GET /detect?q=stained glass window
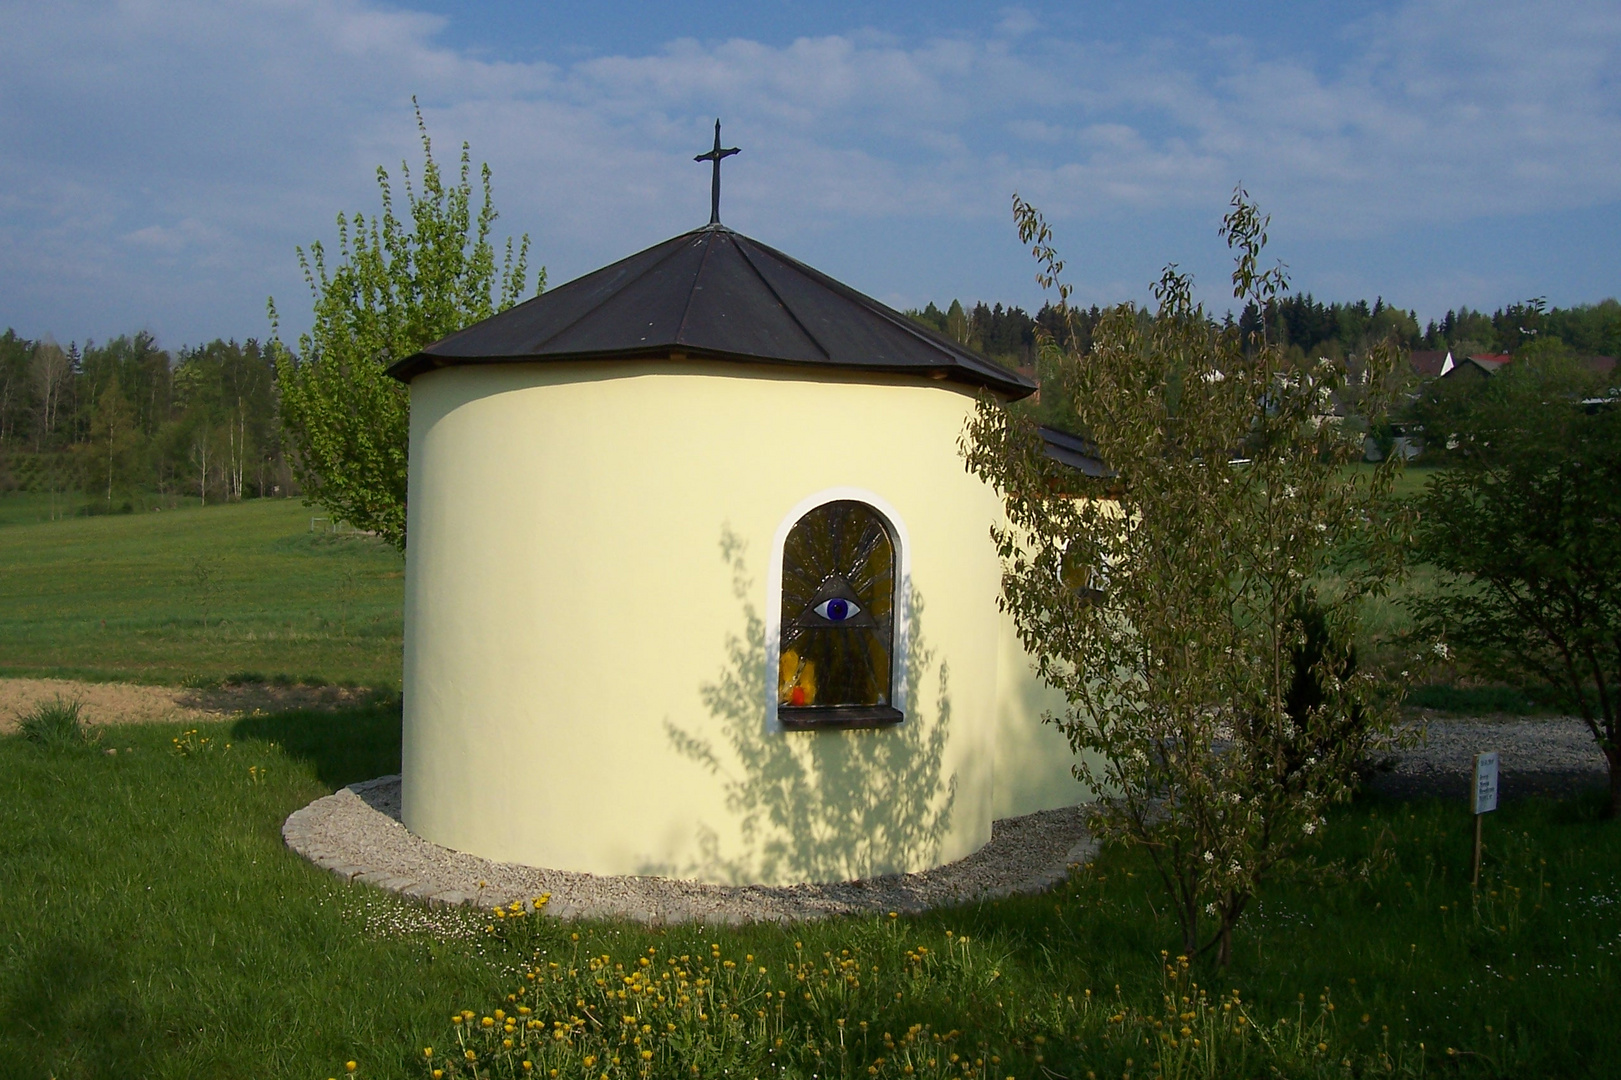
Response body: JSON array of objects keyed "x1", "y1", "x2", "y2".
[{"x1": 777, "y1": 500, "x2": 902, "y2": 728}]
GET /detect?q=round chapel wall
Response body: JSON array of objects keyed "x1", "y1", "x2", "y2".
[{"x1": 400, "y1": 359, "x2": 1010, "y2": 885}]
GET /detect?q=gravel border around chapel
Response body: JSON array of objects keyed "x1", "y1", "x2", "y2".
[
  {"x1": 284, "y1": 716, "x2": 1608, "y2": 924},
  {"x1": 284, "y1": 782, "x2": 1097, "y2": 924}
]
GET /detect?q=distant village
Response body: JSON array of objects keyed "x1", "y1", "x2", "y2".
[{"x1": 908, "y1": 295, "x2": 1620, "y2": 462}]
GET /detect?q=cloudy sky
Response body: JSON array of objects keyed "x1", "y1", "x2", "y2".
[{"x1": 2, "y1": 0, "x2": 1618, "y2": 348}]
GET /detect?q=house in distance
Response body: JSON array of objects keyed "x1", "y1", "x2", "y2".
[{"x1": 386, "y1": 126, "x2": 1086, "y2": 886}]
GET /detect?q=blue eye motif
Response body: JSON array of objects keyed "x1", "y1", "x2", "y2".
[{"x1": 815, "y1": 598, "x2": 861, "y2": 622}]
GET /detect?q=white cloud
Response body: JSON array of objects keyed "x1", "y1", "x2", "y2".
[{"x1": 0, "y1": 0, "x2": 1617, "y2": 343}]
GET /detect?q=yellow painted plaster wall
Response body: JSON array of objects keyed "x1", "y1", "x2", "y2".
[
  {"x1": 401, "y1": 359, "x2": 1087, "y2": 884},
  {"x1": 992, "y1": 603, "x2": 1088, "y2": 819}
]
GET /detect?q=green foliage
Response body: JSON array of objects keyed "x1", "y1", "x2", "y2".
[
  {"x1": 964, "y1": 190, "x2": 1412, "y2": 964},
  {"x1": 14, "y1": 696, "x2": 90, "y2": 748},
  {"x1": 167, "y1": 338, "x2": 282, "y2": 503},
  {"x1": 76, "y1": 332, "x2": 172, "y2": 441},
  {"x1": 271, "y1": 103, "x2": 540, "y2": 549},
  {"x1": 1421, "y1": 296, "x2": 1621, "y2": 358},
  {"x1": 0, "y1": 330, "x2": 290, "y2": 505},
  {"x1": 1254, "y1": 295, "x2": 1422, "y2": 364},
  {"x1": 76, "y1": 375, "x2": 143, "y2": 510},
  {"x1": 906, "y1": 299, "x2": 1095, "y2": 382},
  {"x1": 1409, "y1": 354, "x2": 1621, "y2": 812}
]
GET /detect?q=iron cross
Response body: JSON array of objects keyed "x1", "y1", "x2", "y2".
[{"x1": 694, "y1": 119, "x2": 740, "y2": 225}]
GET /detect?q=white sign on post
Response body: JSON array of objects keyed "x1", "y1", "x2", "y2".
[{"x1": 1473, "y1": 751, "x2": 1499, "y2": 815}]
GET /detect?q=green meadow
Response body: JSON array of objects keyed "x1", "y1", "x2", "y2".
[
  {"x1": 0, "y1": 496, "x2": 404, "y2": 686},
  {"x1": 2, "y1": 710, "x2": 1617, "y2": 1079}
]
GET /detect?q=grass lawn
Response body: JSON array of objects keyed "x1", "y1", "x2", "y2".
[
  {"x1": 3, "y1": 708, "x2": 1616, "y2": 1080},
  {"x1": 0, "y1": 496, "x2": 404, "y2": 687}
]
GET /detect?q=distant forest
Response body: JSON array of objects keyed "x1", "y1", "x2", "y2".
[
  {"x1": 0, "y1": 330, "x2": 289, "y2": 514},
  {"x1": 3, "y1": 296, "x2": 1617, "y2": 513},
  {"x1": 907, "y1": 295, "x2": 1621, "y2": 369}
]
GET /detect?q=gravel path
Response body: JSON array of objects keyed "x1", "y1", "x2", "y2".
[
  {"x1": 283, "y1": 714, "x2": 1609, "y2": 923},
  {"x1": 283, "y1": 778, "x2": 1096, "y2": 924},
  {"x1": 1370, "y1": 715, "x2": 1610, "y2": 799}
]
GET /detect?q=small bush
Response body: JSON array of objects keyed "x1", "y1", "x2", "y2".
[{"x1": 15, "y1": 697, "x2": 92, "y2": 748}]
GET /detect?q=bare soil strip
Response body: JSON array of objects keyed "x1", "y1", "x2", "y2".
[{"x1": 0, "y1": 676, "x2": 380, "y2": 734}]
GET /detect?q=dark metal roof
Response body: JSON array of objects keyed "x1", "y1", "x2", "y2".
[
  {"x1": 1038, "y1": 426, "x2": 1110, "y2": 477},
  {"x1": 388, "y1": 224, "x2": 1036, "y2": 399}
]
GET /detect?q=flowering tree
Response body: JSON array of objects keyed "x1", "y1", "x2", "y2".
[
  {"x1": 962, "y1": 190, "x2": 1410, "y2": 964},
  {"x1": 270, "y1": 103, "x2": 538, "y2": 549}
]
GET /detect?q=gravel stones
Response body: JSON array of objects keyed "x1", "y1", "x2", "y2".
[
  {"x1": 1370, "y1": 716, "x2": 1609, "y2": 800},
  {"x1": 283, "y1": 776, "x2": 1096, "y2": 923},
  {"x1": 285, "y1": 715, "x2": 1611, "y2": 923}
]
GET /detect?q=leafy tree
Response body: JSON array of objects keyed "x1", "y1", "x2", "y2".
[
  {"x1": 963, "y1": 189, "x2": 1409, "y2": 965},
  {"x1": 78, "y1": 332, "x2": 171, "y2": 440},
  {"x1": 172, "y1": 339, "x2": 280, "y2": 500},
  {"x1": 0, "y1": 329, "x2": 32, "y2": 446},
  {"x1": 79, "y1": 376, "x2": 143, "y2": 511},
  {"x1": 30, "y1": 340, "x2": 73, "y2": 450},
  {"x1": 270, "y1": 103, "x2": 539, "y2": 548},
  {"x1": 1409, "y1": 355, "x2": 1621, "y2": 815}
]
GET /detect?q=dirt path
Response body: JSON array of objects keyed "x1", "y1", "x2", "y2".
[{"x1": 0, "y1": 676, "x2": 383, "y2": 734}]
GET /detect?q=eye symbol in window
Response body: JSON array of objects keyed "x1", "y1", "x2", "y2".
[{"x1": 815, "y1": 598, "x2": 861, "y2": 623}]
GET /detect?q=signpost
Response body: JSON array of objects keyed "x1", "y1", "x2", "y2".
[{"x1": 1472, "y1": 751, "x2": 1499, "y2": 888}]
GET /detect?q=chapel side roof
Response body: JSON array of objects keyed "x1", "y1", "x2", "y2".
[
  {"x1": 1038, "y1": 426, "x2": 1110, "y2": 478},
  {"x1": 387, "y1": 224, "x2": 1037, "y2": 399}
]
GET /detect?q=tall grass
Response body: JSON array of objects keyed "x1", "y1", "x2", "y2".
[
  {"x1": 2, "y1": 705, "x2": 1617, "y2": 1079},
  {"x1": 14, "y1": 696, "x2": 91, "y2": 747}
]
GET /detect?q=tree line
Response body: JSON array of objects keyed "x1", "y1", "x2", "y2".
[
  {"x1": 911, "y1": 293, "x2": 1621, "y2": 369},
  {"x1": 0, "y1": 328, "x2": 292, "y2": 513},
  {"x1": 4, "y1": 293, "x2": 1614, "y2": 518}
]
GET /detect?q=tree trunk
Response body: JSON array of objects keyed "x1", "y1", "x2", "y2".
[{"x1": 1608, "y1": 746, "x2": 1620, "y2": 819}]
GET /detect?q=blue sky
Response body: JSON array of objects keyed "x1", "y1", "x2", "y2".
[{"x1": 2, "y1": 0, "x2": 1618, "y2": 349}]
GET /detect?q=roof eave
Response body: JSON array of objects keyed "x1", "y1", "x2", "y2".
[{"x1": 388, "y1": 345, "x2": 1035, "y2": 399}]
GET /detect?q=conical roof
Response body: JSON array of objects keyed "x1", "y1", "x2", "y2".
[{"x1": 387, "y1": 224, "x2": 1036, "y2": 399}]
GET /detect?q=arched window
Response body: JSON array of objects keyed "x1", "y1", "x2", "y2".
[{"x1": 776, "y1": 500, "x2": 903, "y2": 729}]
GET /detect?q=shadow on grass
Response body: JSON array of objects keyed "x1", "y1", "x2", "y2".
[
  {"x1": 1406, "y1": 682, "x2": 1569, "y2": 715},
  {"x1": 231, "y1": 701, "x2": 403, "y2": 789},
  {"x1": 0, "y1": 936, "x2": 144, "y2": 1079}
]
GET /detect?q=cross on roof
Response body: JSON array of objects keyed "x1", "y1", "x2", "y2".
[{"x1": 694, "y1": 119, "x2": 740, "y2": 226}]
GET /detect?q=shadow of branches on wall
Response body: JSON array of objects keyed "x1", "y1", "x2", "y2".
[{"x1": 659, "y1": 528, "x2": 956, "y2": 885}]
